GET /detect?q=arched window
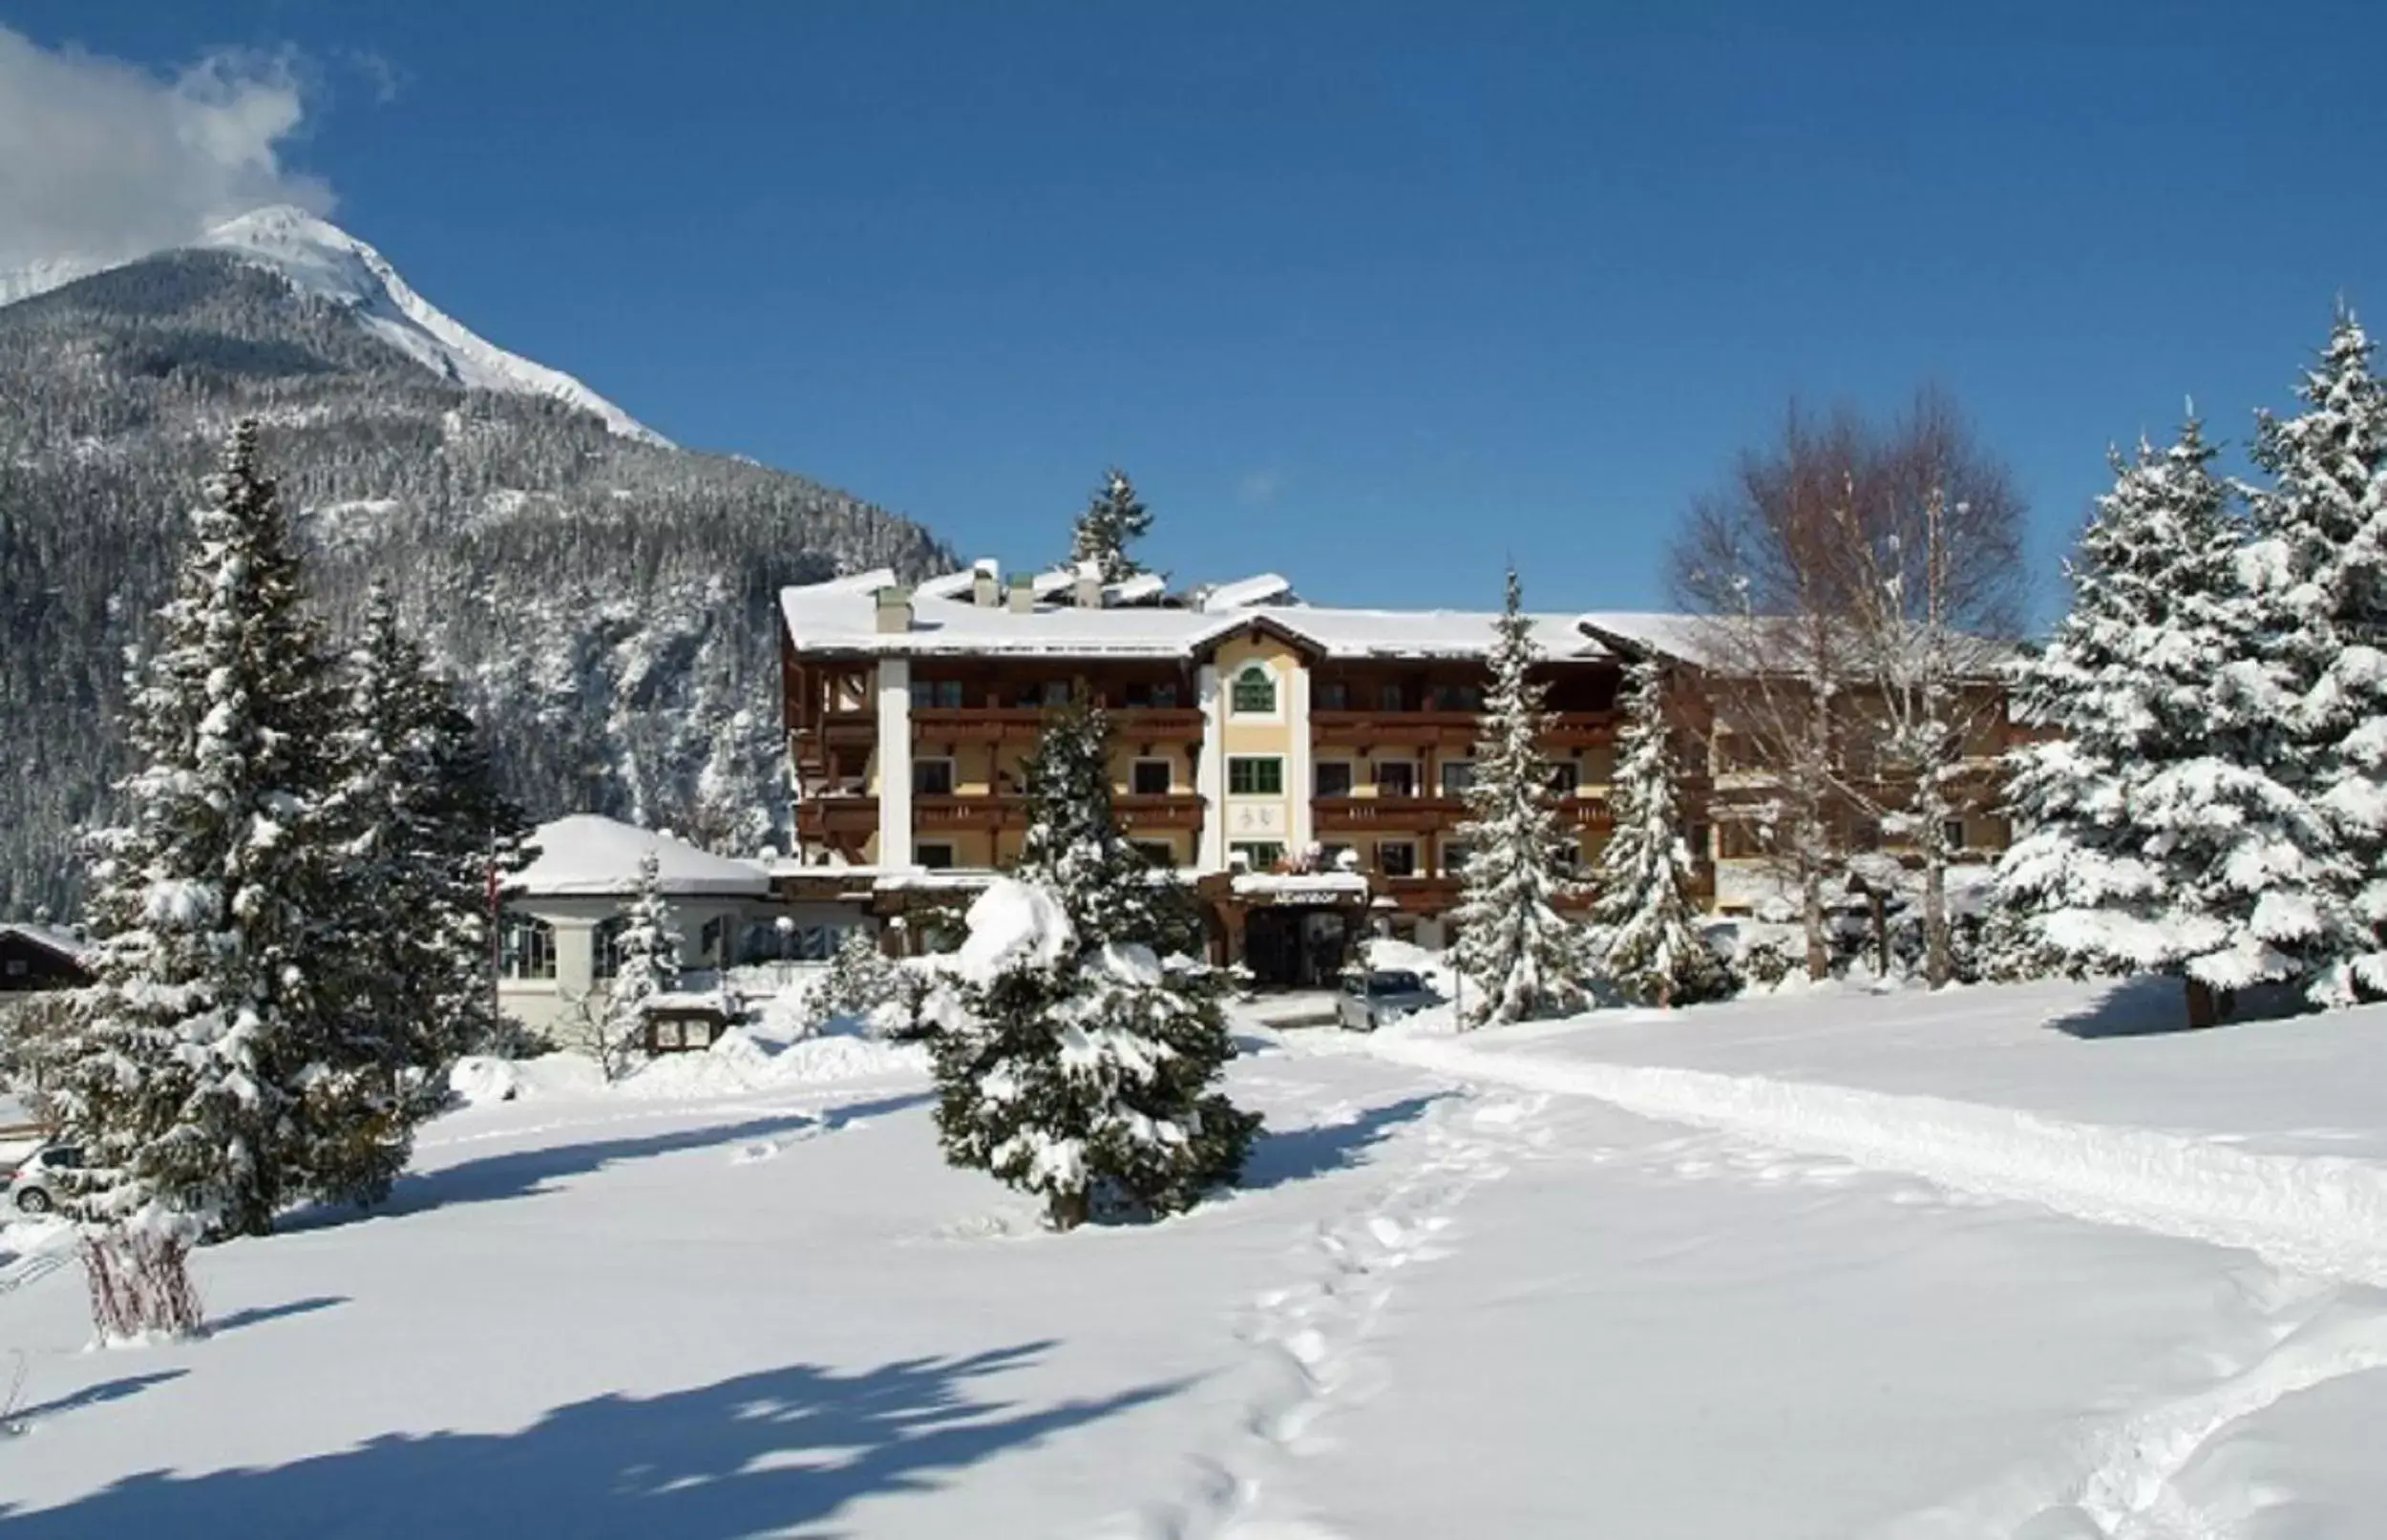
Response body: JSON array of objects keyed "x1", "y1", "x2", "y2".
[
  {"x1": 1230, "y1": 664, "x2": 1277, "y2": 715},
  {"x1": 499, "y1": 914, "x2": 557, "y2": 981},
  {"x1": 593, "y1": 917, "x2": 629, "y2": 981}
]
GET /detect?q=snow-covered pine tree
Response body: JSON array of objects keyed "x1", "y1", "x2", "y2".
[
  {"x1": 1996, "y1": 418, "x2": 2339, "y2": 1023},
  {"x1": 1593, "y1": 656, "x2": 1708, "y2": 1005},
  {"x1": 929, "y1": 879, "x2": 1257, "y2": 1231},
  {"x1": 1448, "y1": 568, "x2": 1592, "y2": 1024},
  {"x1": 57, "y1": 419, "x2": 345, "y2": 1240},
  {"x1": 1067, "y1": 467, "x2": 1153, "y2": 583},
  {"x1": 315, "y1": 580, "x2": 532, "y2": 1203},
  {"x1": 1014, "y1": 691, "x2": 1203, "y2": 955},
  {"x1": 596, "y1": 852, "x2": 681, "y2": 1071},
  {"x1": 2241, "y1": 310, "x2": 2387, "y2": 1005}
]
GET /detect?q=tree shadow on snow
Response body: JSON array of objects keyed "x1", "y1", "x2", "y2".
[
  {"x1": 205, "y1": 1295, "x2": 348, "y2": 1337},
  {"x1": 285, "y1": 1092, "x2": 933, "y2": 1231},
  {"x1": 1239, "y1": 1093, "x2": 1449, "y2": 1192},
  {"x1": 0, "y1": 1341, "x2": 1183, "y2": 1539},
  {"x1": 9, "y1": 1370, "x2": 187, "y2": 1427},
  {"x1": 2045, "y1": 977, "x2": 2311, "y2": 1040}
]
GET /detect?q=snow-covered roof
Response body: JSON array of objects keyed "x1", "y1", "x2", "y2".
[
  {"x1": 512, "y1": 815, "x2": 770, "y2": 897},
  {"x1": 1576, "y1": 612, "x2": 2018, "y2": 678},
  {"x1": 779, "y1": 569, "x2": 1614, "y2": 664},
  {"x1": 0, "y1": 921, "x2": 92, "y2": 964},
  {"x1": 1230, "y1": 871, "x2": 1373, "y2": 900}
]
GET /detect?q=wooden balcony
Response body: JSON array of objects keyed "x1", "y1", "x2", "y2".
[
  {"x1": 909, "y1": 706, "x2": 1205, "y2": 747},
  {"x1": 1311, "y1": 710, "x2": 1482, "y2": 749},
  {"x1": 1566, "y1": 796, "x2": 1616, "y2": 831},
  {"x1": 794, "y1": 796, "x2": 877, "y2": 839},
  {"x1": 912, "y1": 707, "x2": 1047, "y2": 744},
  {"x1": 914, "y1": 791, "x2": 1207, "y2": 833},
  {"x1": 1109, "y1": 707, "x2": 1205, "y2": 740},
  {"x1": 1382, "y1": 875, "x2": 1465, "y2": 913},
  {"x1": 1543, "y1": 712, "x2": 1620, "y2": 747},
  {"x1": 1316, "y1": 795, "x2": 1470, "y2": 833},
  {"x1": 817, "y1": 711, "x2": 876, "y2": 747}
]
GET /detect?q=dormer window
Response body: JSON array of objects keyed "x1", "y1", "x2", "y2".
[{"x1": 1231, "y1": 664, "x2": 1277, "y2": 715}]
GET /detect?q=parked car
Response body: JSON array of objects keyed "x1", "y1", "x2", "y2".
[
  {"x1": 8, "y1": 1143, "x2": 81, "y2": 1214},
  {"x1": 1336, "y1": 969, "x2": 1438, "y2": 1032}
]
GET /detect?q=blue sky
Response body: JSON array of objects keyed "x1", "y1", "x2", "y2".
[{"x1": 6, "y1": 2, "x2": 2383, "y2": 622}]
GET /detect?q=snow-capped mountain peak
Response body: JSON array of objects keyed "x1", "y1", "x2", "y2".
[{"x1": 196, "y1": 205, "x2": 667, "y2": 445}]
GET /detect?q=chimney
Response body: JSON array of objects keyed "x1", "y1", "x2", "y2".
[
  {"x1": 1006, "y1": 574, "x2": 1035, "y2": 614},
  {"x1": 971, "y1": 560, "x2": 1001, "y2": 608},
  {"x1": 874, "y1": 584, "x2": 912, "y2": 634},
  {"x1": 1073, "y1": 560, "x2": 1104, "y2": 610}
]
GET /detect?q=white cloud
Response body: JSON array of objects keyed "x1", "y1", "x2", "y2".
[{"x1": 0, "y1": 27, "x2": 334, "y2": 275}]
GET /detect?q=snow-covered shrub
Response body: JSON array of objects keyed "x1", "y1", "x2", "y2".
[{"x1": 812, "y1": 928, "x2": 901, "y2": 1027}]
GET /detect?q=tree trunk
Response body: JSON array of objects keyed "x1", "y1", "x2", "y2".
[
  {"x1": 1922, "y1": 857, "x2": 1950, "y2": 989},
  {"x1": 1048, "y1": 1188, "x2": 1090, "y2": 1232},
  {"x1": 1802, "y1": 861, "x2": 1829, "y2": 981},
  {"x1": 2183, "y1": 978, "x2": 2232, "y2": 1029},
  {"x1": 1870, "y1": 892, "x2": 1890, "y2": 976}
]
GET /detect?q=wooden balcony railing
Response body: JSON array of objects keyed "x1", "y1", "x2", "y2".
[
  {"x1": 1316, "y1": 795, "x2": 1470, "y2": 833},
  {"x1": 909, "y1": 706, "x2": 1206, "y2": 745},
  {"x1": 1311, "y1": 710, "x2": 1482, "y2": 748},
  {"x1": 913, "y1": 791, "x2": 1207, "y2": 833}
]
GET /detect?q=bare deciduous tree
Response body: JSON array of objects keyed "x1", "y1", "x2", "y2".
[{"x1": 1671, "y1": 390, "x2": 2026, "y2": 984}]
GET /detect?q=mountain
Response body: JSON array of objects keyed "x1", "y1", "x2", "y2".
[{"x1": 0, "y1": 211, "x2": 950, "y2": 918}]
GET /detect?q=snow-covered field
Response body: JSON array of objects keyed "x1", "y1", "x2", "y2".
[{"x1": 5, "y1": 981, "x2": 2385, "y2": 1537}]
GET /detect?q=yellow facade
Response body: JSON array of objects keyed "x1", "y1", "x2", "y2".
[{"x1": 1215, "y1": 634, "x2": 1302, "y2": 859}]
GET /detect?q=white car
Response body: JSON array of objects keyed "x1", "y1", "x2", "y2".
[
  {"x1": 1336, "y1": 969, "x2": 1438, "y2": 1032},
  {"x1": 7, "y1": 1143, "x2": 81, "y2": 1214}
]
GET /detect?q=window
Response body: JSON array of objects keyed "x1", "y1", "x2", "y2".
[
  {"x1": 1130, "y1": 758, "x2": 1172, "y2": 795},
  {"x1": 735, "y1": 919, "x2": 846, "y2": 964},
  {"x1": 915, "y1": 842, "x2": 956, "y2": 870},
  {"x1": 1320, "y1": 842, "x2": 1357, "y2": 870},
  {"x1": 1718, "y1": 820, "x2": 1767, "y2": 859},
  {"x1": 1713, "y1": 734, "x2": 1766, "y2": 773},
  {"x1": 3, "y1": 959, "x2": 24, "y2": 979},
  {"x1": 699, "y1": 916, "x2": 728, "y2": 967},
  {"x1": 1122, "y1": 680, "x2": 1183, "y2": 709},
  {"x1": 909, "y1": 679, "x2": 964, "y2": 708},
  {"x1": 1042, "y1": 679, "x2": 1070, "y2": 707},
  {"x1": 1131, "y1": 839, "x2": 1176, "y2": 868},
  {"x1": 1942, "y1": 817, "x2": 1969, "y2": 852},
  {"x1": 1377, "y1": 683, "x2": 1406, "y2": 711},
  {"x1": 1377, "y1": 840, "x2": 1418, "y2": 878},
  {"x1": 1315, "y1": 761, "x2": 1355, "y2": 798},
  {"x1": 593, "y1": 917, "x2": 629, "y2": 981},
  {"x1": 499, "y1": 914, "x2": 557, "y2": 981},
  {"x1": 1374, "y1": 761, "x2": 1418, "y2": 798},
  {"x1": 1230, "y1": 841, "x2": 1286, "y2": 871},
  {"x1": 1439, "y1": 760, "x2": 1476, "y2": 797},
  {"x1": 1228, "y1": 756, "x2": 1284, "y2": 795},
  {"x1": 1430, "y1": 683, "x2": 1484, "y2": 712},
  {"x1": 1316, "y1": 680, "x2": 1349, "y2": 710},
  {"x1": 1545, "y1": 762, "x2": 1580, "y2": 798},
  {"x1": 1231, "y1": 664, "x2": 1278, "y2": 715},
  {"x1": 1441, "y1": 841, "x2": 1474, "y2": 875},
  {"x1": 913, "y1": 758, "x2": 956, "y2": 796},
  {"x1": 1684, "y1": 822, "x2": 1711, "y2": 861}
]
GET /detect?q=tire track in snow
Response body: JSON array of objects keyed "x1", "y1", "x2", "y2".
[
  {"x1": 1123, "y1": 1089, "x2": 1551, "y2": 1540},
  {"x1": 1375, "y1": 1036, "x2": 2387, "y2": 1288}
]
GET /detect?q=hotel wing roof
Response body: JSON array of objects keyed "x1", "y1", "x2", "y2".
[{"x1": 779, "y1": 568, "x2": 1616, "y2": 664}]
